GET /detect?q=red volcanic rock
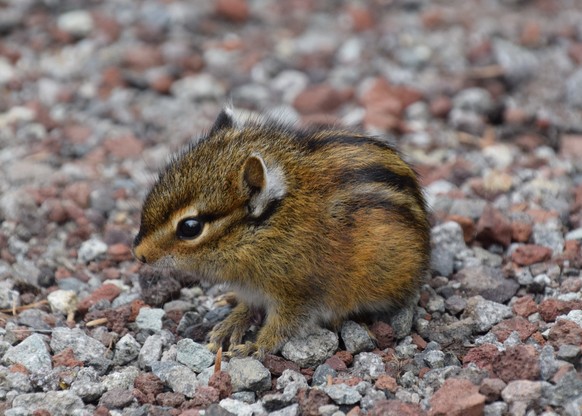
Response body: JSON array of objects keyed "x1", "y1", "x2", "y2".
[
  {"x1": 511, "y1": 244, "x2": 552, "y2": 266},
  {"x1": 492, "y1": 345, "x2": 540, "y2": 383},
  {"x1": 539, "y1": 298, "x2": 582, "y2": 322},
  {"x1": 476, "y1": 204, "x2": 512, "y2": 247},
  {"x1": 428, "y1": 378, "x2": 485, "y2": 416},
  {"x1": 491, "y1": 316, "x2": 537, "y2": 342},
  {"x1": 512, "y1": 295, "x2": 538, "y2": 318},
  {"x1": 77, "y1": 283, "x2": 121, "y2": 314}
]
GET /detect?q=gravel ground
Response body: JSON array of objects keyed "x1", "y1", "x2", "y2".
[{"x1": 1, "y1": 0, "x2": 582, "y2": 415}]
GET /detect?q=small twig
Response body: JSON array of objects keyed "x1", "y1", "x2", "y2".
[
  {"x1": 214, "y1": 347, "x2": 223, "y2": 373},
  {"x1": 466, "y1": 65, "x2": 505, "y2": 79},
  {"x1": 85, "y1": 317, "x2": 108, "y2": 327},
  {"x1": 0, "y1": 300, "x2": 49, "y2": 314},
  {"x1": 9, "y1": 328, "x2": 53, "y2": 333}
]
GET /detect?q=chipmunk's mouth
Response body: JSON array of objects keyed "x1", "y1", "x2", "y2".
[{"x1": 151, "y1": 255, "x2": 177, "y2": 269}]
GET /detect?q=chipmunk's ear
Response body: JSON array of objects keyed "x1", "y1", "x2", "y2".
[
  {"x1": 242, "y1": 154, "x2": 286, "y2": 219},
  {"x1": 209, "y1": 108, "x2": 235, "y2": 136}
]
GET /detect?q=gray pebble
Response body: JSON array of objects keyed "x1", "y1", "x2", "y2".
[
  {"x1": 474, "y1": 332, "x2": 503, "y2": 348},
  {"x1": 556, "y1": 344, "x2": 581, "y2": 363},
  {"x1": 269, "y1": 403, "x2": 300, "y2": 416},
  {"x1": 10, "y1": 391, "x2": 85, "y2": 416},
  {"x1": 484, "y1": 401, "x2": 508, "y2": 416},
  {"x1": 89, "y1": 188, "x2": 116, "y2": 214},
  {"x1": 323, "y1": 383, "x2": 362, "y2": 405},
  {"x1": 102, "y1": 366, "x2": 140, "y2": 391},
  {"x1": 281, "y1": 328, "x2": 338, "y2": 367},
  {"x1": 177, "y1": 311, "x2": 203, "y2": 336},
  {"x1": 394, "y1": 340, "x2": 418, "y2": 359},
  {"x1": 138, "y1": 334, "x2": 163, "y2": 370},
  {"x1": 449, "y1": 108, "x2": 486, "y2": 135},
  {"x1": 423, "y1": 350, "x2": 446, "y2": 369},
  {"x1": 516, "y1": 268, "x2": 534, "y2": 286},
  {"x1": 472, "y1": 247, "x2": 503, "y2": 268},
  {"x1": 228, "y1": 357, "x2": 271, "y2": 393},
  {"x1": 270, "y1": 70, "x2": 309, "y2": 103},
  {"x1": 454, "y1": 266, "x2": 519, "y2": 304},
  {"x1": 312, "y1": 363, "x2": 337, "y2": 386},
  {"x1": 493, "y1": 38, "x2": 538, "y2": 85},
  {"x1": 99, "y1": 388, "x2": 135, "y2": 409},
  {"x1": 219, "y1": 397, "x2": 266, "y2": 416},
  {"x1": 452, "y1": 88, "x2": 494, "y2": 114},
  {"x1": 533, "y1": 221, "x2": 564, "y2": 254},
  {"x1": 389, "y1": 304, "x2": 415, "y2": 339},
  {"x1": 565, "y1": 227, "x2": 582, "y2": 241},
  {"x1": 564, "y1": 396, "x2": 582, "y2": 416},
  {"x1": 426, "y1": 293, "x2": 446, "y2": 314},
  {"x1": 542, "y1": 369, "x2": 582, "y2": 407},
  {"x1": 444, "y1": 295, "x2": 467, "y2": 314},
  {"x1": 135, "y1": 307, "x2": 165, "y2": 332},
  {"x1": 3, "y1": 333, "x2": 52, "y2": 373},
  {"x1": 430, "y1": 221, "x2": 467, "y2": 277},
  {"x1": 0, "y1": 283, "x2": 19, "y2": 309},
  {"x1": 0, "y1": 340, "x2": 10, "y2": 357},
  {"x1": 57, "y1": 10, "x2": 94, "y2": 37},
  {"x1": 1, "y1": 366, "x2": 33, "y2": 393},
  {"x1": 171, "y1": 74, "x2": 225, "y2": 101},
  {"x1": 50, "y1": 327, "x2": 111, "y2": 370},
  {"x1": 231, "y1": 391, "x2": 256, "y2": 403},
  {"x1": 70, "y1": 378, "x2": 106, "y2": 402},
  {"x1": 176, "y1": 338, "x2": 214, "y2": 373},
  {"x1": 565, "y1": 68, "x2": 582, "y2": 108},
  {"x1": 57, "y1": 277, "x2": 88, "y2": 293},
  {"x1": 501, "y1": 380, "x2": 543, "y2": 405},
  {"x1": 340, "y1": 321, "x2": 375, "y2": 354},
  {"x1": 360, "y1": 389, "x2": 386, "y2": 410},
  {"x1": 151, "y1": 361, "x2": 199, "y2": 398},
  {"x1": 399, "y1": 370, "x2": 418, "y2": 389},
  {"x1": 318, "y1": 404, "x2": 340, "y2": 416},
  {"x1": 77, "y1": 238, "x2": 108, "y2": 263},
  {"x1": 261, "y1": 392, "x2": 296, "y2": 412},
  {"x1": 111, "y1": 291, "x2": 141, "y2": 308},
  {"x1": 113, "y1": 334, "x2": 141, "y2": 365},
  {"x1": 558, "y1": 309, "x2": 582, "y2": 327},
  {"x1": 461, "y1": 296, "x2": 513, "y2": 332},
  {"x1": 276, "y1": 369, "x2": 308, "y2": 391},
  {"x1": 204, "y1": 404, "x2": 238, "y2": 416},
  {"x1": 352, "y1": 352, "x2": 385, "y2": 379}
]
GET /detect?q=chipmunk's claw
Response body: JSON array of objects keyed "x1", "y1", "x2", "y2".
[{"x1": 226, "y1": 342, "x2": 265, "y2": 361}]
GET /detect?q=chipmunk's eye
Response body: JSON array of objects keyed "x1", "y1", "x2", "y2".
[{"x1": 176, "y1": 218, "x2": 203, "y2": 240}]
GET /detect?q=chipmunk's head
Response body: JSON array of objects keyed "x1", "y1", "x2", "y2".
[{"x1": 133, "y1": 109, "x2": 287, "y2": 278}]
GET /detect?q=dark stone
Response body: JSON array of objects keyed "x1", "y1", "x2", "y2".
[{"x1": 453, "y1": 266, "x2": 519, "y2": 303}]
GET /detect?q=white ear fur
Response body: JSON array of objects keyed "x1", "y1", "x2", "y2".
[{"x1": 243, "y1": 154, "x2": 286, "y2": 218}]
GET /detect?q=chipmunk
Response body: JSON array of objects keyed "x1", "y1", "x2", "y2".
[{"x1": 133, "y1": 108, "x2": 430, "y2": 358}]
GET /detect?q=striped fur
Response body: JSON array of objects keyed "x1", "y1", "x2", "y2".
[{"x1": 134, "y1": 110, "x2": 431, "y2": 357}]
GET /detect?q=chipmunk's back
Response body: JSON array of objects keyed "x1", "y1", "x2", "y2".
[{"x1": 134, "y1": 109, "x2": 430, "y2": 356}]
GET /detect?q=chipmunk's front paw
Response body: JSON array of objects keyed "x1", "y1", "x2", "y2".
[
  {"x1": 207, "y1": 342, "x2": 221, "y2": 353},
  {"x1": 227, "y1": 342, "x2": 266, "y2": 361},
  {"x1": 207, "y1": 302, "x2": 252, "y2": 350}
]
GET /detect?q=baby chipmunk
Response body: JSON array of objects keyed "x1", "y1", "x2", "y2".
[{"x1": 134, "y1": 108, "x2": 430, "y2": 358}]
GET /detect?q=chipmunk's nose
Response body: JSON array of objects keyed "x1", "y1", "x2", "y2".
[
  {"x1": 132, "y1": 245, "x2": 147, "y2": 263},
  {"x1": 132, "y1": 233, "x2": 147, "y2": 263}
]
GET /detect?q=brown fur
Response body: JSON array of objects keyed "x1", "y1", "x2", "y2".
[{"x1": 133, "y1": 110, "x2": 431, "y2": 358}]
